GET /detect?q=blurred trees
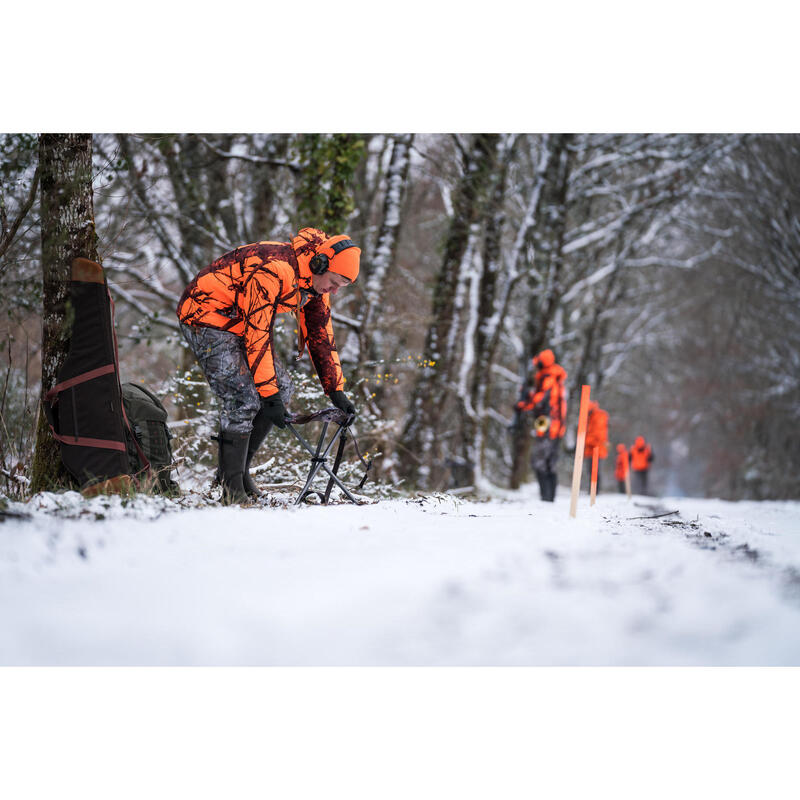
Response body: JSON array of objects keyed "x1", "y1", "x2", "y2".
[
  {"x1": 2, "y1": 132, "x2": 799, "y2": 500},
  {"x1": 0, "y1": 134, "x2": 40, "y2": 495},
  {"x1": 650, "y1": 135, "x2": 800, "y2": 498}
]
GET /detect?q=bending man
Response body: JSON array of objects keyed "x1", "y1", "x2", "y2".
[{"x1": 176, "y1": 227, "x2": 359, "y2": 503}]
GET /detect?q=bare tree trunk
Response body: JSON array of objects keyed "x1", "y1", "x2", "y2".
[
  {"x1": 30, "y1": 134, "x2": 97, "y2": 493},
  {"x1": 250, "y1": 135, "x2": 292, "y2": 241},
  {"x1": 159, "y1": 134, "x2": 223, "y2": 265},
  {"x1": 351, "y1": 134, "x2": 389, "y2": 255},
  {"x1": 459, "y1": 134, "x2": 517, "y2": 486},
  {"x1": 570, "y1": 262, "x2": 623, "y2": 396},
  {"x1": 509, "y1": 134, "x2": 574, "y2": 489},
  {"x1": 355, "y1": 133, "x2": 414, "y2": 380},
  {"x1": 400, "y1": 134, "x2": 500, "y2": 488}
]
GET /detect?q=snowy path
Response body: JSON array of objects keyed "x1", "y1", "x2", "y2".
[{"x1": 1, "y1": 488, "x2": 799, "y2": 665}]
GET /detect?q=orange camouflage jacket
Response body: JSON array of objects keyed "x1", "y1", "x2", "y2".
[
  {"x1": 176, "y1": 228, "x2": 344, "y2": 398},
  {"x1": 517, "y1": 358, "x2": 568, "y2": 439}
]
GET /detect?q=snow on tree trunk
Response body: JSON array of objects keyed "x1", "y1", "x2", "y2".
[
  {"x1": 399, "y1": 134, "x2": 500, "y2": 489},
  {"x1": 30, "y1": 134, "x2": 98, "y2": 493},
  {"x1": 509, "y1": 134, "x2": 574, "y2": 489},
  {"x1": 355, "y1": 133, "x2": 414, "y2": 378},
  {"x1": 457, "y1": 134, "x2": 517, "y2": 488}
]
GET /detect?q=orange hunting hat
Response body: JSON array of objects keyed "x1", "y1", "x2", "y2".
[{"x1": 318, "y1": 234, "x2": 361, "y2": 282}]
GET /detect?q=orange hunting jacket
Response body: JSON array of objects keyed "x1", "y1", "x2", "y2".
[
  {"x1": 176, "y1": 228, "x2": 344, "y2": 398},
  {"x1": 517, "y1": 363, "x2": 568, "y2": 439},
  {"x1": 584, "y1": 406, "x2": 609, "y2": 459},
  {"x1": 630, "y1": 440, "x2": 654, "y2": 472},
  {"x1": 614, "y1": 446, "x2": 629, "y2": 480}
]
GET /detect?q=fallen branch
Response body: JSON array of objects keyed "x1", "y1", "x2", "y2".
[{"x1": 627, "y1": 510, "x2": 679, "y2": 520}]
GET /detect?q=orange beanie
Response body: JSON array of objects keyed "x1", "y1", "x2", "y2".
[{"x1": 318, "y1": 234, "x2": 361, "y2": 282}]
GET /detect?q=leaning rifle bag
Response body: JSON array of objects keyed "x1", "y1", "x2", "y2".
[{"x1": 43, "y1": 258, "x2": 149, "y2": 493}]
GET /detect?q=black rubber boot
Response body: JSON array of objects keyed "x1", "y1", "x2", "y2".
[
  {"x1": 536, "y1": 470, "x2": 549, "y2": 501},
  {"x1": 547, "y1": 472, "x2": 558, "y2": 501},
  {"x1": 218, "y1": 432, "x2": 250, "y2": 504},
  {"x1": 243, "y1": 406, "x2": 274, "y2": 498}
]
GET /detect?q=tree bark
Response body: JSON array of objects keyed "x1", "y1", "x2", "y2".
[
  {"x1": 30, "y1": 134, "x2": 98, "y2": 493},
  {"x1": 355, "y1": 133, "x2": 414, "y2": 380},
  {"x1": 509, "y1": 133, "x2": 574, "y2": 489},
  {"x1": 400, "y1": 134, "x2": 500, "y2": 488},
  {"x1": 459, "y1": 134, "x2": 517, "y2": 487}
]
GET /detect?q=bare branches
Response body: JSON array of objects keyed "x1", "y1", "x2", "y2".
[
  {"x1": 196, "y1": 136, "x2": 301, "y2": 172},
  {"x1": 0, "y1": 166, "x2": 40, "y2": 263},
  {"x1": 106, "y1": 279, "x2": 180, "y2": 334}
]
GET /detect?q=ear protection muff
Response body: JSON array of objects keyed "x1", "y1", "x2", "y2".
[
  {"x1": 309, "y1": 238, "x2": 357, "y2": 275},
  {"x1": 309, "y1": 253, "x2": 329, "y2": 274}
]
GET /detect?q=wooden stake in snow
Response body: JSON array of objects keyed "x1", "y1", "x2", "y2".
[
  {"x1": 624, "y1": 460, "x2": 632, "y2": 500},
  {"x1": 569, "y1": 385, "x2": 591, "y2": 518},
  {"x1": 590, "y1": 446, "x2": 599, "y2": 506}
]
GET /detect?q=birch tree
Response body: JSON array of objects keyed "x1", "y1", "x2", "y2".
[
  {"x1": 455, "y1": 133, "x2": 518, "y2": 487},
  {"x1": 355, "y1": 133, "x2": 414, "y2": 378},
  {"x1": 508, "y1": 133, "x2": 574, "y2": 489}
]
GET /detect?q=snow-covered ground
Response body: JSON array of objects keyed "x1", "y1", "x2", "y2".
[{"x1": 2, "y1": 486, "x2": 799, "y2": 665}]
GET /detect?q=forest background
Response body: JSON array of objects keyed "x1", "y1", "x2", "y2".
[{"x1": 1, "y1": 132, "x2": 798, "y2": 501}]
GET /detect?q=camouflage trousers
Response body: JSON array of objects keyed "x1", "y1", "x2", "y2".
[
  {"x1": 531, "y1": 436, "x2": 560, "y2": 474},
  {"x1": 179, "y1": 323, "x2": 294, "y2": 435}
]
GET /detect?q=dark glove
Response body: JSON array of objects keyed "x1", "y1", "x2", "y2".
[
  {"x1": 260, "y1": 395, "x2": 288, "y2": 428},
  {"x1": 330, "y1": 390, "x2": 356, "y2": 417}
]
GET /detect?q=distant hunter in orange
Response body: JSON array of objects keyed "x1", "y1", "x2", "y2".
[
  {"x1": 629, "y1": 436, "x2": 655, "y2": 495},
  {"x1": 583, "y1": 401, "x2": 609, "y2": 492},
  {"x1": 177, "y1": 227, "x2": 360, "y2": 503},
  {"x1": 516, "y1": 349, "x2": 567, "y2": 501},
  {"x1": 615, "y1": 443, "x2": 630, "y2": 493}
]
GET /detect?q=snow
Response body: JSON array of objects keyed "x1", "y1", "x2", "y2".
[{"x1": 2, "y1": 487, "x2": 799, "y2": 666}]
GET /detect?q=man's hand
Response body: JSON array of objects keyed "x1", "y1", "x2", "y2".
[
  {"x1": 261, "y1": 395, "x2": 288, "y2": 428},
  {"x1": 330, "y1": 390, "x2": 356, "y2": 417}
]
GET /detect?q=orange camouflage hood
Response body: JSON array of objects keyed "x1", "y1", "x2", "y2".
[{"x1": 533, "y1": 349, "x2": 555, "y2": 369}]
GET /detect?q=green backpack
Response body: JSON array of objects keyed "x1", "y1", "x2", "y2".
[{"x1": 122, "y1": 382, "x2": 179, "y2": 494}]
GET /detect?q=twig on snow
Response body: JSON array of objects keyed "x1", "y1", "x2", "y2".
[{"x1": 627, "y1": 510, "x2": 680, "y2": 520}]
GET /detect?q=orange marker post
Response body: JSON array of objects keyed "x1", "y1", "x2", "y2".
[
  {"x1": 590, "y1": 446, "x2": 599, "y2": 506},
  {"x1": 569, "y1": 385, "x2": 591, "y2": 518}
]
